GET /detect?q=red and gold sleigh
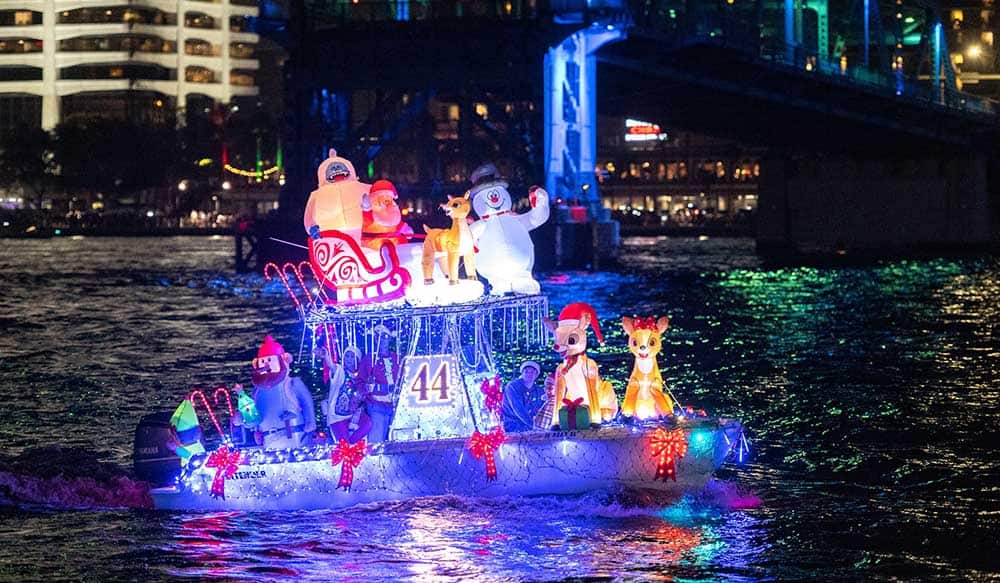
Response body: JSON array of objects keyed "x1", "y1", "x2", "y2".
[{"x1": 309, "y1": 229, "x2": 411, "y2": 305}]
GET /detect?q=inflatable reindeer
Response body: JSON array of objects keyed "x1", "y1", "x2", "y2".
[
  {"x1": 422, "y1": 194, "x2": 476, "y2": 285},
  {"x1": 544, "y1": 302, "x2": 619, "y2": 428},
  {"x1": 621, "y1": 316, "x2": 675, "y2": 420}
]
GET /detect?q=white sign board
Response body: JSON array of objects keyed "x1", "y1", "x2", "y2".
[{"x1": 390, "y1": 354, "x2": 477, "y2": 441}]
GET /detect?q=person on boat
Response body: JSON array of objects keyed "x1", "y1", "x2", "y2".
[
  {"x1": 359, "y1": 325, "x2": 401, "y2": 443},
  {"x1": 501, "y1": 360, "x2": 544, "y2": 432},
  {"x1": 533, "y1": 372, "x2": 557, "y2": 430},
  {"x1": 320, "y1": 344, "x2": 371, "y2": 444},
  {"x1": 245, "y1": 334, "x2": 317, "y2": 449}
]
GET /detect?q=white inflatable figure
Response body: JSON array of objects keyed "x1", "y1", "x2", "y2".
[
  {"x1": 467, "y1": 163, "x2": 550, "y2": 295},
  {"x1": 303, "y1": 149, "x2": 371, "y2": 242},
  {"x1": 304, "y1": 150, "x2": 411, "y2": 305}
]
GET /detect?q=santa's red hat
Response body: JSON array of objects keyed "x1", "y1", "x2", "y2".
[
  {"x1": 371, "y1": 179, "x2": 398, "y2": 199},
  {"x1": 256, "y1": 335, "x2": 286, "y2": 359},
  {"x1": 557, "y1": 302, "x2": 604, "y2": 345}
]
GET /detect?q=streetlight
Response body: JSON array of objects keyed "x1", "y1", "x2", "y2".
[
  {"x1": 178, "y1": 180, "x2": 188, "y2": 191},
  {"x1": 968, "y1": 45, "x2": 982, "y2": 58},
  {"x1": 222, "y1": 180, "x2": 232, "y2": 190}
]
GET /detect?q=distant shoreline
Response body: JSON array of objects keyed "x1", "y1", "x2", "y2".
[{"x1": 1, "y1": 227, "x2": 233, "y2": 239}]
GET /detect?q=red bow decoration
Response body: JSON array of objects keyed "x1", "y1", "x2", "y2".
[
  {"x1": 330, "y1": 438, "x2": 367, "y2": 491},
  {"x1": 205, "y1": 445, "x2": 243, "y2": 499},
  {"x1": 480, "y1": 376, "x2": 503, "y2": 414},
  {"x1": 649, "y1": 427, "x2": 688, "y2": 482},
  {"x1": 466, "y1": 427, "x2": 505, "y2": 481},
  {"x1": 562, "y1": 397, "x2": 584, "y2": 411},
  {"x1": 633, "y1": 316, "x2": 659, "y2": 331}
]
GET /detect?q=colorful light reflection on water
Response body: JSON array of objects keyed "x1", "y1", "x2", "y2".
[{"x1": 0, "y1": 236, "x2": 998, "y2": 581}]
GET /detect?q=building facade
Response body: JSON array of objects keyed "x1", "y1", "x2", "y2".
[
  {"x1": 0, "y1": 0, "x2": 259, "y2": 130},
  {"x1": 595, "y1": 115, "x2": 762, "y2": 229}
]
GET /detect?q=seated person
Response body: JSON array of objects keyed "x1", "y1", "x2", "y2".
[
  {"x1": 359, "y1": 325, "x2": 400, "y2": 443},
  {"x1": 320, "y1": 345, "x2": 371, "y2": 444},
  {"x1": 501, "y1": 360, "x2": 544, "y2": 432},
  {"x1": 245, "y1": 335, "x2": 317, "y2": 449},
  {"x1": 533, "y1": 373, "x2": 557, "y2": 430}
]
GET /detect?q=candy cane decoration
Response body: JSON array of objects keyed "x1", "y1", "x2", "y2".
[
  {"x1": 189, "y1": 389, "x2": 225, "y2": 439},
  {"x1": 264, "y1": 262, "x2": 302, "y2": 311}
]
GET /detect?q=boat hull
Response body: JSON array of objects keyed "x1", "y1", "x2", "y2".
[{"x1": 151, "y1": 419, "x2": 742, "y2": 511}]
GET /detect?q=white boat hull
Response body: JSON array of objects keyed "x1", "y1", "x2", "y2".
[{"x1": 152, "y1": 419, "x2": 742, "y2": 511}]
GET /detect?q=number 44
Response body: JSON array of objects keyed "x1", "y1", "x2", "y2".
[{"x1": 410, "y1": 363, "x2": 450, "y2": 402}]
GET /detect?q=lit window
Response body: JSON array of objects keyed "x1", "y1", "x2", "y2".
[
  {"x1": 474, "y1": 103, "x2": 488, "y2": 118},
  {"x1": 14, "y1": 11, "x2": 33, "y2": 25},
  {"x1": 951, "y1": 9, "x2": 963, "y2": 22},
  {"x1": 983, "y1": 31, "x2": 994, "y2": 47}
]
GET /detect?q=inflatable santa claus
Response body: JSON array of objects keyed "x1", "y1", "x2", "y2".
[
  {"x1": 362, "y1": 179, "x2": 414, "y2": 249},
  {"x1": 242, "y1": 335, "x2": 317, "y2": 449}
]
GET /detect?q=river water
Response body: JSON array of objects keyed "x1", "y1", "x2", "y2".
[{"x1": 0, "y1": 236, "x2": 997, "y2": 581}]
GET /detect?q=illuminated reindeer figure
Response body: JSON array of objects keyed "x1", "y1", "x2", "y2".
[
  {"x1": 544, "y1": 302, "x2": 618, "y2": 428},
  {"x1": 621, "y1": 316, "x2": 675, "y2": 420},
  {"x1": 422, "y1": 194, "x2": 476, "y2": 285}
]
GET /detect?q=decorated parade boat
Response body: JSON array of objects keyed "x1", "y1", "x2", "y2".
[{"x1": 137, "y1": 154, "x2": 747, "y2": 511}]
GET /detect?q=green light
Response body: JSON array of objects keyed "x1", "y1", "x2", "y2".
[
  {"x1": 669, "y1": 8, "x2": 677, "y2": 18},
  {"x1": 904, "y1": 16, "x2": 914, "y2": 23},
  {"x1": 367, "y1": 160, "x2": 375, "y2": 179}
]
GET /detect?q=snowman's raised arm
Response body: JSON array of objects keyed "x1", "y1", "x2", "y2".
[{"x1": 517, "y1": 186, "x2": 550, "y2": 231}]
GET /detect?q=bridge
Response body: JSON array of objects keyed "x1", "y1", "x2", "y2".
[{"x1": 249, "y1": 0, "x2": 999, "y2": 267}]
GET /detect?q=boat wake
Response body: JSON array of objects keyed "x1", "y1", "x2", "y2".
[{"x1": 0, "y1": 446, "x2": 153, "y2": 510}]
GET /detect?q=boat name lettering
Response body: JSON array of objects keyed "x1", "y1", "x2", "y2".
[{"x1": 231, "y1": 470, "x2": 267, "y2": 480}]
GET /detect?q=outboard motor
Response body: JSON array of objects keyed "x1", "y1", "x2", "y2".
[{"x1": 133, "y1": 411, "x2": 182, "y2": 486}]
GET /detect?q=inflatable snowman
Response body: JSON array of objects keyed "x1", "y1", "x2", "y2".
[{"x1": 468, "y1": 164, "x2": 549, "y2": 295}]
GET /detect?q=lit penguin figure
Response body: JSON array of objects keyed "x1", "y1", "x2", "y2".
[
  {"x1": 621, "y1": 316, "x2": 674, "y2": 420},
  {"x1": 303, "y1": 149, "x2": 371, "y2": 242},
  {"x1": 467, "y1": 163, "x2": 549, "y2": 295},
  {"x1": 544, "y1": 302, "x2": 619, "y2": 427}
]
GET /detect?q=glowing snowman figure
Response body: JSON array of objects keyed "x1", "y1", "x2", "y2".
[{"x1": 468, "y1": 164, "x2": 550, "y2": 295}]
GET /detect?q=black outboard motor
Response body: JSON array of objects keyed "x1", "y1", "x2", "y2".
[{"x1": 133, "y1": 411, "x2": 182, "y2": 486}]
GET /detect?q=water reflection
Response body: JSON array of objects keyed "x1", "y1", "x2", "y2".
[{"x1": 1, "y1": 236, "x2": 997, "y2": 580}]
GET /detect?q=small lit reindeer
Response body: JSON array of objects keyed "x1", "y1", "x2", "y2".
[
  {"x1": 422, "y1": 194, "x2": 477, "y2": 285},
  {"x1": 621, "y1": 316, "x2": 675, "y2": 420}
]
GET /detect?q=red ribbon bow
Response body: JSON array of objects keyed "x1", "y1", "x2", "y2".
[
  {"x1": 633, "y1": 316, "x2": 658, "y2": 331},
  {"x1": 480, "y1": 376, "x2": 503, "y2": 414},
  {"x1": 561, "y1": 397, "x2": 584, "y2": 411},
  {"x1": 205, "y1": 445, "x2": 242, "y2": 499},
  {"x1": 649, "y1": 427, "x2": 688, "y2": 482},
  {"x1": 330, "y1": 438, "x2": 367, "y2": 491},
  {"x1": 466, "y1": 427, "x2": 505, "y2": 482}
]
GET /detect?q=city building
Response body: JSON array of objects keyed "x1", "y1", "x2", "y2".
[
  {"x1": 944, "y1": 0, "x2": 1000, "y2": 98},
  {"x1": 0, "y1": 0, "x2": 260, "y2": 130},
  {"x1": 595, "y1": 115, "x2": 761, "y2": 230}
]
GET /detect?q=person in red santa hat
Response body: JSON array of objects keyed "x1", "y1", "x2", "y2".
[
  {"x1": 543, "y1": 302, "x2": 619, "y2": 428},
  {"x1": 241, "y1": 334, "x2": 318, "y2": 449},
  {"x1": 361, "y1": 179, "x2": 414, "y2": 250}
]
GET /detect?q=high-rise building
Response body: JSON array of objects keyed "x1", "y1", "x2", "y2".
[
  {"x1": 943, "y1": 0, "x2": 999, "y2": 98},
  {"x1": 0, "y1": 1, "x2": 259, "y2": 131}
]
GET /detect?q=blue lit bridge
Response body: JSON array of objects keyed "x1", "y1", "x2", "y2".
[{"x1": 252, "y1": 0, "x2": 999, "y2": 266}]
